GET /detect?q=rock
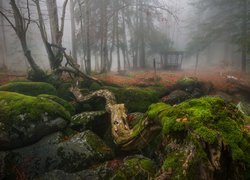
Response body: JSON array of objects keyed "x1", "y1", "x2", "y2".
[
  {"x1": 173, "y1": 77, "x2": 200, "y2": 93},
  {"x1": 0, "y1": 82, "x2": 57, "y2": 96},
  {"x1": 56, "y1": 83, "x2": 75, "y2": 101},
  {"x1": 37, "y1": 155, "x2": 156, "y2": 180},
  {"x1": 111, "y1": 155, "x2": 157, "y2": 179},
  {"x1": 1, "y1": 130, "x2": 114, "y2": 179},
  {"x1": 111, "y1": 87, "x2": 164, "y2": 113},
  {"x1": 162, "y1": 90, "x2": 190, "y2": 105},
  {"x1": 147, "y1": 97, "x2": 250, "y2": 180},
  {"x1": 38, "y1": 94, "x2": 75, "y2": 115},
  {"x1": 0, "y1": 91, "x2": 70, "y2": 150},
  {"x1": 214, "y1": 91, "x2": 233, "y2": 102},
  {"x1": 71, "y1": 111, "x2": 109, "y2": 137},
  {"x1": 237, "y1": 101, "x2": 250, "y2": 116}
]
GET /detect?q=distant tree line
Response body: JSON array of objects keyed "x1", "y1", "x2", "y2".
[
  {"x1": 0, "y1": 0, "x2": 175, "y2": 77},
  {"x1": 187, "y1": 0, "x2": 250, "y2": 72}
]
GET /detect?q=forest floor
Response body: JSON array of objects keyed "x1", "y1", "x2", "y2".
[
  {"x1": 1, "y1": 69, "x2": 250, "y2": 93},
  {"x1": 96, "y1": 68, "x2": 250, "y2": 92}
]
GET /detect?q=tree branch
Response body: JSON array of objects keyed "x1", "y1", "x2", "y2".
[{"x1": 0, "y1": 9, "x2": 17, "y2": 32}]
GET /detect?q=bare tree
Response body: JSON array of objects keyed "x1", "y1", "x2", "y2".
[
  {"x1": 0, "y1": 0, "x2": 45, "y2": 76},
  {"x1": 33, "y1": 0, "x2": 68, "y2": 70}
]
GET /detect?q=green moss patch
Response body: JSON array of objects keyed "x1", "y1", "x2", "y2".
[
  {"x1": 0, "y1": 82, "x2": 57, "y2": 96},
  {"x1": 111, "y1": 155, "x2": 156, "y2": 179},
  {"x1": 0, "y1": 91, "x2": 70, "y2": 124},
  {"x1": 38, "y1": 94, "x2": 75, "y2": 115},
  {"x1": 110, "y1": 87, "x2": 164, "y2": 113},
  {"x1": 146, "y1": 97, "x2": 250, "y2": 179}
]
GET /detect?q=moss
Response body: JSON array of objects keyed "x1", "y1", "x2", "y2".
[
  {"x1": 38, "y1": 94, "x2": 75, "y2": 115},
  {"x1": 111, "y1": 155, "x2": 156, "y2": 179},
  {"x1": 194, "y1": 126, "x2": 218, "y2": 144},
  {"x1": 0, "y1": 82, "x2": 57, "y2": 96},
  {"x1": 163, "y1": 152, "x2": 185, "y2": 179},
  {"x1": 0, "y1": 91, "x2": 70, "y2": 126},
  {"x1": 113, "y1": 87, "x2": 162, "y2": 113},
  {"x1": 147, "y1": 97, "x2": 246, "y2": 160},
  {"x1": 89, "y1": 82, "x2": 102, "y2": 91},
  {"x1": 84, "y1": 130, "x2": 113, "y2": 155},
  {"x1": 56, "y1": 83, "x2": 75, "y2": 101},
  {"x1": 174, "y1": 77, "x2": 200, "y2": 92}
]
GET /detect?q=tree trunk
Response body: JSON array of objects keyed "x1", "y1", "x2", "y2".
[
  {"x1": 46, "y1": 0, "x2": 60, "y2": 50},
  {"x1": 116, "y1": 9, "x2": 121, "y2": 72},
  {"x1": 70, "y1": 0, "x2": 77, "y2": 62},
  {"x1": 0, "y1": 0, "x2": 7, "y2": 69},
  {"x1": 139, "y1": 0, "x2": 146, "y2": 69},
  {"x1": 241, "y1": 0, "x2": 247, "y2": 72},
  {"x1": 86, "y1": 0, "x2": 91, "y2": 74}
]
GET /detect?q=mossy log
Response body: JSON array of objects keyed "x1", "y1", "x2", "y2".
[{"x1": 70, "y1": 87, "x2": 161, "y2": 151}]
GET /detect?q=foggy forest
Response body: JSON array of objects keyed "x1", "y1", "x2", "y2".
[{"x1": 0, "y1": 0, "x2": 250, "y2": 179}]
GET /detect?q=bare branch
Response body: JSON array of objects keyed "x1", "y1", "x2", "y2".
[
  {"x1": 59, "y1": 0, "x2": 69, "y2": 41},
  {"x1": 25, "y1": 0, "x2": 31, "y2": 32},
  {"x1": 0, "y1": 9, "x2": 17, "y2": 32}
]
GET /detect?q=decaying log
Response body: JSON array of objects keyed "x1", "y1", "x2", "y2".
[{"x1": 70, "y1": 87, "x2": 162, "y2": 151}]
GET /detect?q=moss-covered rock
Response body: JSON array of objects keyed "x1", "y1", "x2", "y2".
[
  {"x1": 0, "y1": 91, "x2": 70, "y2": 150},
  {"x1": 38, "y1": 94, "x2": 75, "y2": 115},
  {"x1": 147, "y1": 97, "x2": 250, "y2": 179},
  {"x1": 71, "y1": 111, "x2": 109, "y2": 138},
  {"x1": 111, "y1": 155, "x2": 157, "y2": 179},
  {"x1": 173, "y1": 77, "x2": 201, "y2": 93},
  {"x1": 1, "y1": 130, "x2": 114, "y2": 179},
  {"x1": 113, "y1": 87, "x2": 163, "y2": 113},
  {"x1": 0, "y1": 82, "x2": 57, "y2": 96},
  {"x1": 56, "y1": 83, "x2": 75, "y2": 101}
]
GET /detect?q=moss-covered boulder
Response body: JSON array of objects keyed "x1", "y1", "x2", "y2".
[
  {"x1": 0, "y1": 82, "x2": 57, "y2": 96},
  {"x1": 112, "y1": 87, "x2": 163, "y2": 113},
  {"x1": 37, "y1": 155, "x2": 157, "y2": 180},
  {"x1": 0, "y1": 91, "x2": 70, "y2": 150},
  {"x1": 38, "y1": 94, "x2": 75, "y2": 115},
  {"x1": 71, "y1": 111, "x2": 109, "y2": 138},
  {"x1": 1, "y1": 130, "x2": 114, "y2": 179},
  {"x1": 111, "y1": 155, "x2": 157, "y2": 179},
  {"x1": 147, "y1": 97, "x2": 250, "y2": 179},
  {"x1": 173, "y1": 77, "x2": 201, "y2": 93},
  {"x1": 162, "y1": 90, "x2": 190, "y2": 105}
]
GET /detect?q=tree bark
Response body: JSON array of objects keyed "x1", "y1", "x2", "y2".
[
  {"x1": 86, "y1": 0, "x2": 91, "y2": 74},
  {"x1": 70, "y1": 0, "x2": 77, "y2": 62},
  {"x1": 241, "y1": 0, "x2": 247, "y2": 72},
  {"x1": 0, "y1": 0, "x2": 7, "y2": 69}
]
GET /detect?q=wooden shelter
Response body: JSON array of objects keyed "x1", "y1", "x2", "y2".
[{"x1": 161, "y1": 51, "x2": 184, "y2": 70}]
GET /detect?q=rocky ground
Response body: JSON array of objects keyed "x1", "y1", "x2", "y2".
[{"x1": 0, "y1": 70, "x2": 249, "y2": 179}]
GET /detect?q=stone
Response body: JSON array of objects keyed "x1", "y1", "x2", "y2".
[
  {"x1": 0, "y1": 91, "x2": 70, "y2": 150},
  {"x1": 1, "y1": 130, "x2": 114, "y2": 179}
]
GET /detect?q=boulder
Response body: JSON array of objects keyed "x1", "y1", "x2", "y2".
[
  {"x1": 36, "y1": 155, "x2": 156, "y2": 180},
  {"x1": 214, "y1": 91, "x2": 233, "y2": 102},
  {"x1": 111, "y1": 155, "x2": 157, "y2": 179},
  {"x1": 0, "y1": 91, "x2": 70, "y2": 150},
  {"x1": 147, "y1": 97, "x2": 250, "y2": 180},
  {"x1": 1, "y1": 130, "x2": 114, "y2": 179},
  {"x1": 162, "y1": 90, "x2": 190, "y2": 105},
  {"x1": 38, "y1": 94, "x2": 75, "y2": 115},
  {"x1": 71, "y1": 111, "x2": 109, "y2": 137},
  {"x1": 0, "y1": 82, "x2": 57, "y2": 96},
  {"x1": 237, "y1": 101, "x2": 250, "y2": 116},
  {"x1": 173, "y1": 77, "x2": 201, "y2": 93}
]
